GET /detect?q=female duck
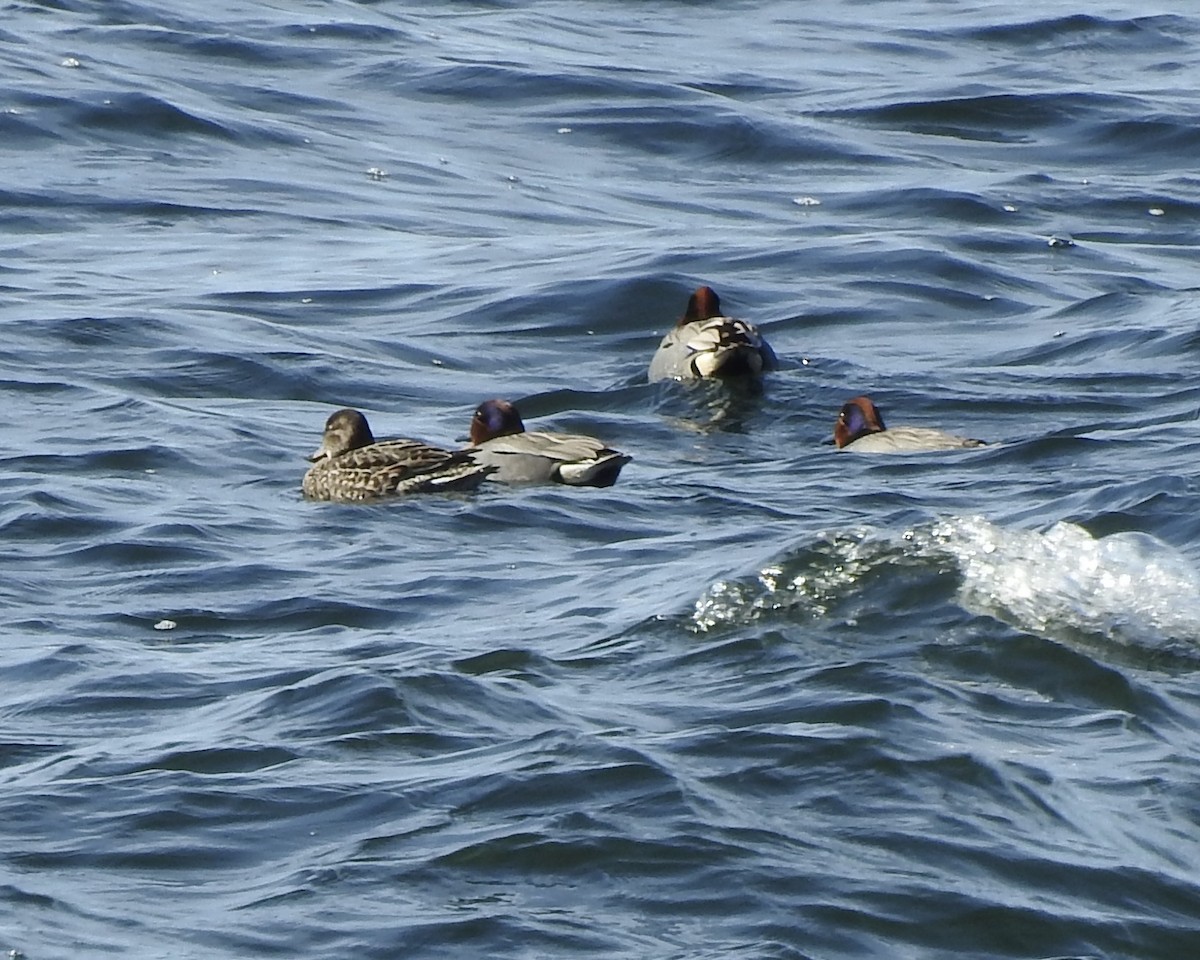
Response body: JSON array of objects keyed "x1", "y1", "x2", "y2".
[
  {"x1": 834, "y1": 395, "x2": 985, "y2": 453},
  {"x1": 303, "y1": 408, "x2": 493, "y2": 501},
  {"x1": 467, "y1": 399, "x2": 631, "y2": 487},
  {"x1": 649, "y1": 285, "x2": 776, "y2": 382}
]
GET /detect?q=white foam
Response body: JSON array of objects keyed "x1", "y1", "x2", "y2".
[
  {"x1": 925, "y1": 516, "x2": 1200, "y2": 651},
  {"x1": 691, "y1": 530, "x2": 876, "y2": 632},
  {"x1": 690, "y1": 517, "x2": 1200, "y2": 656}
]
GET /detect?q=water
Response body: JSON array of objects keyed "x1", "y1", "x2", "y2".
[{"x1": 3, "y1": 1, "x2": 1200, "y2": 957}]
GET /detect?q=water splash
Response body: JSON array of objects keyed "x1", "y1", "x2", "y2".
[
  {"x1": 924, "y1": 516, "x2": 1200, "y2": 654},
  {"x1": 692, "y1": 517, "x2": 1200, "y2": 659},
  {"x1": 692, "y1": 529, "x2": 885, "y2": 632}
]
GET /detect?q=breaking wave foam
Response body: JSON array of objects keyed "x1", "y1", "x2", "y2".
[
  {"x1": 927, "y1": 515, "x2": 1200, "y2": 654},
  {"x1": 692, "y1": 516, "x2": 1200, "y2": 659}
]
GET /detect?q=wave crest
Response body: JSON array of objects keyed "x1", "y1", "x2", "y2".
[
  {"x1": 927, "y1": 516, "x2": 1200, "y2": 655},
  {"x1": 692, "y1": 517, "x2": 1200, "y2": 661}
]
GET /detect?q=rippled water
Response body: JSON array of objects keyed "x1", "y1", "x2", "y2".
[{"x1": 4, "y1": 2, "x2": 1200, "y2": 957}]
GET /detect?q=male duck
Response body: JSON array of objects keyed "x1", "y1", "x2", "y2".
[
  {"x1": 834, "y1": 395, "x2": 985, "y2": 453},
  {"x1": 303, "y1": 408, "x2": 493, "y2": 501},
  {"x1": 467, "y1": 399, "x2": 631, "y2": 487},
  {"x1": 648, "y1": 285, "x2": 776, "y2": 382}
]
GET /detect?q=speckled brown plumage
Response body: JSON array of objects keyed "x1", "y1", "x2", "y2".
[{"x1": 302, "y1": 408, "x2": 493, "y2": 501}]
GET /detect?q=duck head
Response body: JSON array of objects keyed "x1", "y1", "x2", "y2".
[
  {"x1": 470, "y1": 399, "x2": 526, "y2": 444},
  {"x1": 834, "y1": 396, "x2": 886, "y2": 448},
  {"x1": 309, "y1": 408, "x2": 375, "y2": 461},
  {"x1": 681, "y1": 285, "x2": 722, "y2": 325}
]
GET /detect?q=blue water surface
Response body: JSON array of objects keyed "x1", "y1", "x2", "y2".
[{"x1": 3, "y1": 2, "x2": 1200, "y2": 957}]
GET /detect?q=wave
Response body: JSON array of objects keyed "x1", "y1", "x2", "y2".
[
  {"x1": 928, "y1": 516, "x2": 1200, "y2": 657},
  {"x1": 693, "y1": 517, "x2": 1200, "y2": 663},
  {"x1": 963, "y1": 13, "x2": 1195, "y2": 53}
]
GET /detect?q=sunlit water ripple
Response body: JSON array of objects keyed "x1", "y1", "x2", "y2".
[{"x1": 3, "y1": 2, "x2": 1200, "y2": 958}]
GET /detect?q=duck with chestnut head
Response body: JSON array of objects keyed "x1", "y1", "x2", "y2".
[
  {"x1": 834, "y1": 396, "x2": 985, "y2": 453},
  {"x1": 467, "y1": 399, "x2": 631, "y2": 488},
  {"x1": 649, "y1": 285, "x2": 776, "y2": 382}
]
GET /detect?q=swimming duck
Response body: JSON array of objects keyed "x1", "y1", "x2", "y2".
[
  {"x1": 466, "y1": 399, "x2": 631, "y2": 487},
  {"x1": 648, "y1": 285, "x2": 776, "y2": 382},
  {"x1": 834, "y1": 395, "x2": 985, "y2": 453},
  {"x1": 302, "y1": 408, "x2": 494, "y2": 501}
]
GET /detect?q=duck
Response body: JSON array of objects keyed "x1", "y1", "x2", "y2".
[
  {"x1": 302, "y1": 408, "x2": 494, "y2": 501},
  {"x1": 648, "y1": 285, "x2": 776, "y2": 382},
  {"x1": 466, "y1": 399, "x2": 631, "y2": 487},
  {"x1": 834, "y1": 395, "x2": 986, "y2": 453}
]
